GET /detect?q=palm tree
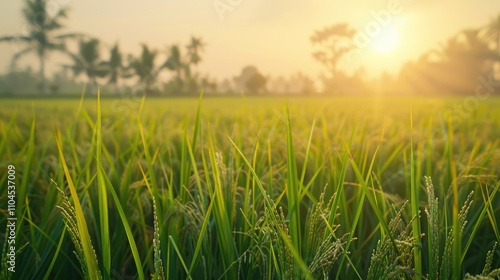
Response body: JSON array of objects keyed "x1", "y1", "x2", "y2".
[
  {"x1": 0, "y1": 0, "x2": 80, "y2": 93},
  {"x1": 186, "y1": 36, "x2": 205, "y2": 73},
  {"x1": 68, "y1": 38, "x2": 108, "y2": 93},
  {"x1": 161, "y1": 45, "x2": 185, "y2": 94},
  {"x1": 128, "y1": 44, "x2": 160, "y2": 95},
  {"x1": 106, "y1": 43, "x2": 123, "y2": 93},
  {"x1": 163, "y1": 45, "x2": 186, "y2": 79}
]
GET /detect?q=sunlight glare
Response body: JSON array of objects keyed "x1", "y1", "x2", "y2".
[{"x1": 371, "y1": 27, "x2": 400, "y2": 53}]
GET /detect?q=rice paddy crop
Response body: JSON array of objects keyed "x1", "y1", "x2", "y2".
[{"x1": 0, "y1": 95, "x2": 499, "y2": 279}]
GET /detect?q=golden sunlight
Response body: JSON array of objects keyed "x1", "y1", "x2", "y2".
[{"x1": 371, "y1": 26, "x2": 400, "y2": 53}]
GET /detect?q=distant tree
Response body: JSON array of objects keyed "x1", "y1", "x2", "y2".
[
  {"x1": 128, "y1": 44, "x2": 160, "y2": 95},
  {"x1": 105, "y1": 43, "x2": 123, "y2": 92},
  {"x1": 481, "y1": 15, "x2": 500, "y2": 80},
  {"x1": 164, "y1": 45, "x2": 189, "y2": 79},
  {"x1": 289, "y1": 72, "x2": 316, "y2": 95},
  {"x1": 187, "y1": 36, "x2": 205, "y2": 73},
  {"x1": 245, "y1": 73, "x2": 267, "y2": 94},
  {"x1": 68, "y1": 38, "x2": 108, "y2": 94},
  {"x1": 311, "y1": 23, "x2": 357, "y2": 77},
  {"x1": 311, "y1": 23, "x2": 367, "y2": 94},
  {"x1": 200, "y1": 75, "x2": 217, "y2": 93},
  {"x1": 51, "y1": 68, "x2": 85, "y2": 94},
  {"x1": 232, "y1": 66, "x2": 267, "y2": 94},
  {"x1": 0, "y1": 68, "x2": 39, "y2": 95},
  {"x1": 482, "y1": 15, "x2": 500, "y2": 56},
  {"x1": 319, "y1": 70, "x2": 367, "y2": 95},
  {"x1": 268, "y1": 73, "x2": 316, "y2": 95},
  {"x1": 49, "y1": 83, "x2": 60, "y2": 95},
  {"x1": 163, "y1": 44, "x2": 199, "y2": 94},
  {"x1": 399, "y1": 28, "x2": 499, "y2": 95},
  {"x1": 234, "y1": 66, "x2": 259, "y2": 93},
  {"x1": 0, "y1": 0, "x2": 81, "y2": 93}
]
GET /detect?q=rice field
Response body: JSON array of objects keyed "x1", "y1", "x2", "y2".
[{"x1": 0, "y1": 95, "x2": 499, "y2": 279}]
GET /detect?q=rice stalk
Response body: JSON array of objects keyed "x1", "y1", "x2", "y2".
[
  {"x1": 56, "y1": 186, "x2": 102, "y2": 280},
  {"x1": 464, "y1": 242, "x2": 500, "y2": 279},
  {"x1": 424, "y1": 176, "x2": 440, "y2": 279},
  {"x1": 367, "y1": 200, "x2": 423, "y2": 280},
  {"x1": 152, "y1": 196, "x2": 165, "y2": 280}
]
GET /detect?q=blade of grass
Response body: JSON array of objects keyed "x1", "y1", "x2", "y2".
[
  {"x1": 42, "y1": 228, "x2": 67, "y2": 280},
  {"x1": 343, "y1": 138, "x2": 399, "y2": 254},
  {"x1": 96, "y1": 89, "x2": 111, "y2": 278},
  {"x1": 55, "y1": 130, "x2": 102, "y2": 280},
  {"x1": 285, "y1": 105, "x2": 301, "y2": 260},
  {"x1": 100, "y1": 160, "x2": 145, "y2": 280},
  {"x1": 462, "y1": 180, "x2": 500, "y2": 262},
  {"x1": 168, "y1": 236, "x2": 192, "y2": 280},
  {"x1": 410, "y1": 109, "x2": 422, "y2": 280},
  {"x1": 448, "y1": 117, "x2": 461, "y2": 280},
  {"x1": 207, "y1": 124, "x2": 237, "y2": 279},
  {"x1": 188, "y1": 198, "x2": 215, "y2": 273},
  {"x1": 15, "y1": 114, "x2": 35, "y2": 237}
]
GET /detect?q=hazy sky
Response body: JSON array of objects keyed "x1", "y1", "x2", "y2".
[{"x1": 1, "y1": 0, "x2": 499, "y2": 82}]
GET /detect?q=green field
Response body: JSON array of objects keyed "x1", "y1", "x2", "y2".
[{"x1": 1, "y1": 96, "x2": 499, "y2": 279}]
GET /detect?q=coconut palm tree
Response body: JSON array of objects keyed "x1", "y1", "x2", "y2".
[
  {"x1": 68, "y1": 38, "x2": 108, "y2": 93},
  {"x1": 128, "y1": 44, "x2": 160, "y2": 95},
  {"x1": 0, "y1": 0, "x2": 80, "y2": 93},
  {"x1": 161, "y1": 45, "x2": 184, "y2": 94},
  {"x1": 105, "y1": 43, "x2": 123, "y2": 92},
  {"x1": 163, "y1": 45, "x2": 187, "y2": 79},
  {"x1": 187, "y1": 36, "x2": 205, "y2": 72}
]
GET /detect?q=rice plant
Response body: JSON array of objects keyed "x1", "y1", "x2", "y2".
[
  {"x1": 0, "y1": 95, "x2": 499, "y2": 279},
  {"x1": 464, "y1": 242, "x2": 500, "y2": 279},
  {"x1": 56, "y1": 185, "x2": 102, "y2": 280},
  {"x1": 367, "y1": 200, "x2": 423, "y2": 280}
]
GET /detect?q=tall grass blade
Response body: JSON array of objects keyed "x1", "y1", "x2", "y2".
[
  {"x1": 100, "y1": 160, "x2": 145, "y2": 280},
  {"x1": 95, "y1": 89, "x2": 111, "y2": 278},
  {"x1": 285, "y1": 105, "x2": 301, "y2": 259},
  {"x1": 410, "y1": 109, "x2": 422, "y2": 279},
  {"x1": 55, "y1": 130, "x2": 102, "y2": 280}
]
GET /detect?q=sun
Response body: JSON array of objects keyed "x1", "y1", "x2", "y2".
[{"x1": 371, "y1": 27, "x2": 400, "y2": 54}]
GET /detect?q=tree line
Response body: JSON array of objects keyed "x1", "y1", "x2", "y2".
[
  {"x1": 311, "y1": 17, "x2": 500, "y2": 95},
  {"x1": 0, "y1": 0, "x2": 214, "y2": 96},
  {"x1": 1, "y1": 0, "x2": 500, "y2": 96}
]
